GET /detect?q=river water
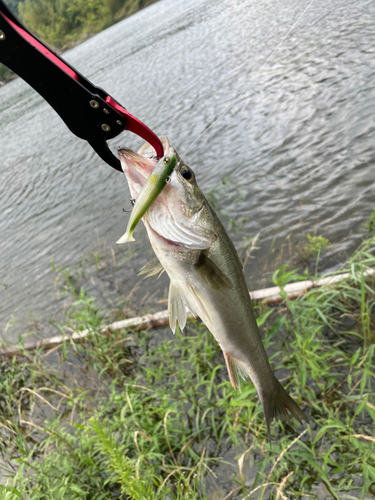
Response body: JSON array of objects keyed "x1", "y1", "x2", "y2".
[{"x1": 0, "y1": 0, "x2": 375, "y2": 343}]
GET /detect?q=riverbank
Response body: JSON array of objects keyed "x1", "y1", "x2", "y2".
[{"x1": 0, "y1": 229, "x2": 374, "y2": 498}]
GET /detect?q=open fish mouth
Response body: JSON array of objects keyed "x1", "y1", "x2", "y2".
[
  {"x1": 117, "y1": 136, "x2": 174, "y2": 200},
  {"x1": 118, "y1": 136, "x2": 216, "y2": 250},
  {"x1": 117, "y1": 148, "x2": 157, "y2": 199}
]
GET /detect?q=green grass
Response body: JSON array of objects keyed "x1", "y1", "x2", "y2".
[{"x1": 0, "y1": 233, "x2": 374, "y2": 499}]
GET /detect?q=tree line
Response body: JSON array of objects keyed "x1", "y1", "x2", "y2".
[{"x1": 0, "y1": 0, "x2": 158, "y2": 84}]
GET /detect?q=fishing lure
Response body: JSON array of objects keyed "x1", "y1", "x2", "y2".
[{"x1": 117, "y1": 152, "x2": 177, "y2": 243}]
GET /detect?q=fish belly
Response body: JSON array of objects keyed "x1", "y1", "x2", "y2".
[{"x1": 148, "y1": 232, "x2": 275, "y2": 393}]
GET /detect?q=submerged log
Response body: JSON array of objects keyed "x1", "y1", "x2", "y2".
[{"x1": 1, "y1": 269, "x2": 374, "y2": 357}]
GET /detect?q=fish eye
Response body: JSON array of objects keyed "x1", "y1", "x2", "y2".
[
  {"x1": 180, "y1": 166, "x2": 194, "y2": 182},
  {"x1": 163, "y1": 156, "x2": 170, "y2": 165}
]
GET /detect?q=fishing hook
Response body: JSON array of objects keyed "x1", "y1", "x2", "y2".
[{"x1": 122, "y1": 198, "x2": 136, "y2": 212}]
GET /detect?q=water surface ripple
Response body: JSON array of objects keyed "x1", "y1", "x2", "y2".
[{"x1": 1, "y1": 0, "x2": 374, "y2": 341}]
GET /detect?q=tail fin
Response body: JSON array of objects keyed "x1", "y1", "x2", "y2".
[
  {"x1": 116, "y1": 231, "x2": 135, "y2": 244},
  {"x1": 259, "y1": 377, "x2": 308, "y2": 441},
  {"x1": 222, "y1": 353, "x2": 308, "y2": 441}
]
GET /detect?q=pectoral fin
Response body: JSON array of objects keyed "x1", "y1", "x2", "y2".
[
  {"x1": 195, "y1": 253, "x2": 233, "y2": 291},
  {"x1": 138, "y1": 257, "x2": 164, "y2": 278},
  {"x1": 168, "y1": 283, "x2": 187, "y2": 333},
  {"x1": 186, "y1": 283, "x2": 214, "y2": 331}
]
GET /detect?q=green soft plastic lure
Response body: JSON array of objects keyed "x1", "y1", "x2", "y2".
[{"x1": 116, "y1": 152, "x2": 177, "y2": 244}]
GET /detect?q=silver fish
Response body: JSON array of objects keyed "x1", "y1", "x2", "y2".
[{"x1": 118, "y1": 136, "x2": 308, "y2": 438}]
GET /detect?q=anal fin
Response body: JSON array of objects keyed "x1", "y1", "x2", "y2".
[
  {"x1": 195, "y1": 253, "x2": 232, "y2": 291},
  {"x1": 223, "y1": 352, "x2": 247, "y2": 392}
]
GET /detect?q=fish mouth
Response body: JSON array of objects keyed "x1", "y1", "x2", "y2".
[
  {"x1": 118, "y1": 136, "x2": 173, "y2": 199},
  {"x1": 117, "y1": 147, "x2": 157, "y2": 199}
]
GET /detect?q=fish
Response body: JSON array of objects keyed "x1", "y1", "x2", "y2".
[
  {"x1": 117, "y1": 151, "x2": 177, "y2": 243},
  {"x1": 118, "y1": 135, "x2": 308, "y2": 439}
]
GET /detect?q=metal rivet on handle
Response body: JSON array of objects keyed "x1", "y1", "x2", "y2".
[
  {"x1": 0, "y1": 31, "x2": 5, "y2": 41},
  {"x1": 103, "y1": 108, "x2": 109, "y2": 115},
  {"x1": 90, "y1": 100, "x2": 99, "y2": 109},
  {"x1": 101, "y1": 124, "x2": 111, "y2": 132},
  {"x1": 116, "y1": 120, "x2": 122, "y2": 126}
]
